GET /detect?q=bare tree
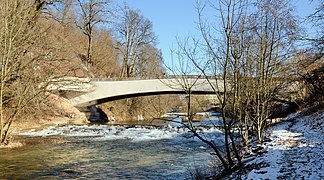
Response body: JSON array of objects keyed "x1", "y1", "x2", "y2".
[
  {"x1": 91, "y1": 29, "x2": 121, "y2": 78},
  {"x1": 166, "y1": 32, "x2": 235, "y2": 173},
  {"x1": 61, "y1": 0, "x2": 75, "y2": 24},
  {"x1": 46, "y1": 0, "x2": 75, "y2": 24},
  {"x1": 137, "y1": 45, "x2": 164, "y2": 77},
  {"x1": 172, "y1": 0, "x2": 298, "y2": 176},
  {"x1": 245, "y1": 0, "x2": 298, "y2": 143},
  {"x1": 0, "y1": 0, "x2": 53, "y2": 144},
  {"x1": 191, "y1": 0, "x2": 247, "y2": 170},
  {"x1": 75, "y1": 0, "x2": 112, "y2": 69},
  {"x1": 115, "y1": 4, "x2": 157, "y2": 78},
  {"x1": 111, "y1": 4, "x2": 161, "y2": 120}
]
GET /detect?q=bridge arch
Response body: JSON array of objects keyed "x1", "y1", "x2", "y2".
[{"x1": 96, "y1": 90, "x2": 217, "y2": 104}]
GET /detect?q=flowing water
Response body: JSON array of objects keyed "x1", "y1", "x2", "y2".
[{"x1": 0, "y1": 119, "x2": 225, "y2": 179}]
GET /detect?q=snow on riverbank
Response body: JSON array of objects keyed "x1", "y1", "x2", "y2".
[{"x1": 244, "y1": 110, "x2": 324, "y2": 179}]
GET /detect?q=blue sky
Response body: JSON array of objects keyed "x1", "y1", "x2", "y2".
[{"x1": 123, "y1": 0, "x2": 318, "y2": 68}]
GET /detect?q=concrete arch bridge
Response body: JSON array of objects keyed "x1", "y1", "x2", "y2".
[
  {"x1": 48, "y1": 76, "x2": 300, "y2": 121},
  {"x1": 67, "y1": 77, "x2": 224, "y2": 108},
  {"x1": 52, "y1": 77, "x2": 224, "y2": 121}
]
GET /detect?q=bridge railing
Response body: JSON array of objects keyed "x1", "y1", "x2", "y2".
[{"x1": 92, "y1": 75, "x2": 222, "y2": 81}]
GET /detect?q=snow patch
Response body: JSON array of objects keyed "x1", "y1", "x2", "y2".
[{"x1": 245, "y1": 112, "x2": 324, "y2": 179}]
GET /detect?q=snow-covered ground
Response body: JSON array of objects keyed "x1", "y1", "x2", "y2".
[{"x1": 244, "y1": 110, "x2": 324, "y2": 179}]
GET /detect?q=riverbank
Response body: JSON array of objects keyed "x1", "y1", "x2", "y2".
[
  {"x1": 0, "y1": 117, "x2": 86, "y2": 149},
  {"x1": 11, "y1": 117, "x2": 86, "y2": 134},
  {"x1": 230, "y1": 105, "x2": 324, "y2": 179}
]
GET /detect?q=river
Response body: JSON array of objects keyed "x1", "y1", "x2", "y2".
[{"x1": 0, "y1": 118, "x2": 225, "y2": 179}]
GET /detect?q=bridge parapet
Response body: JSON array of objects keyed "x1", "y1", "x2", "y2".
[{"x1": 92, "y1": 75, "x2": 220, "y2": 81}]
